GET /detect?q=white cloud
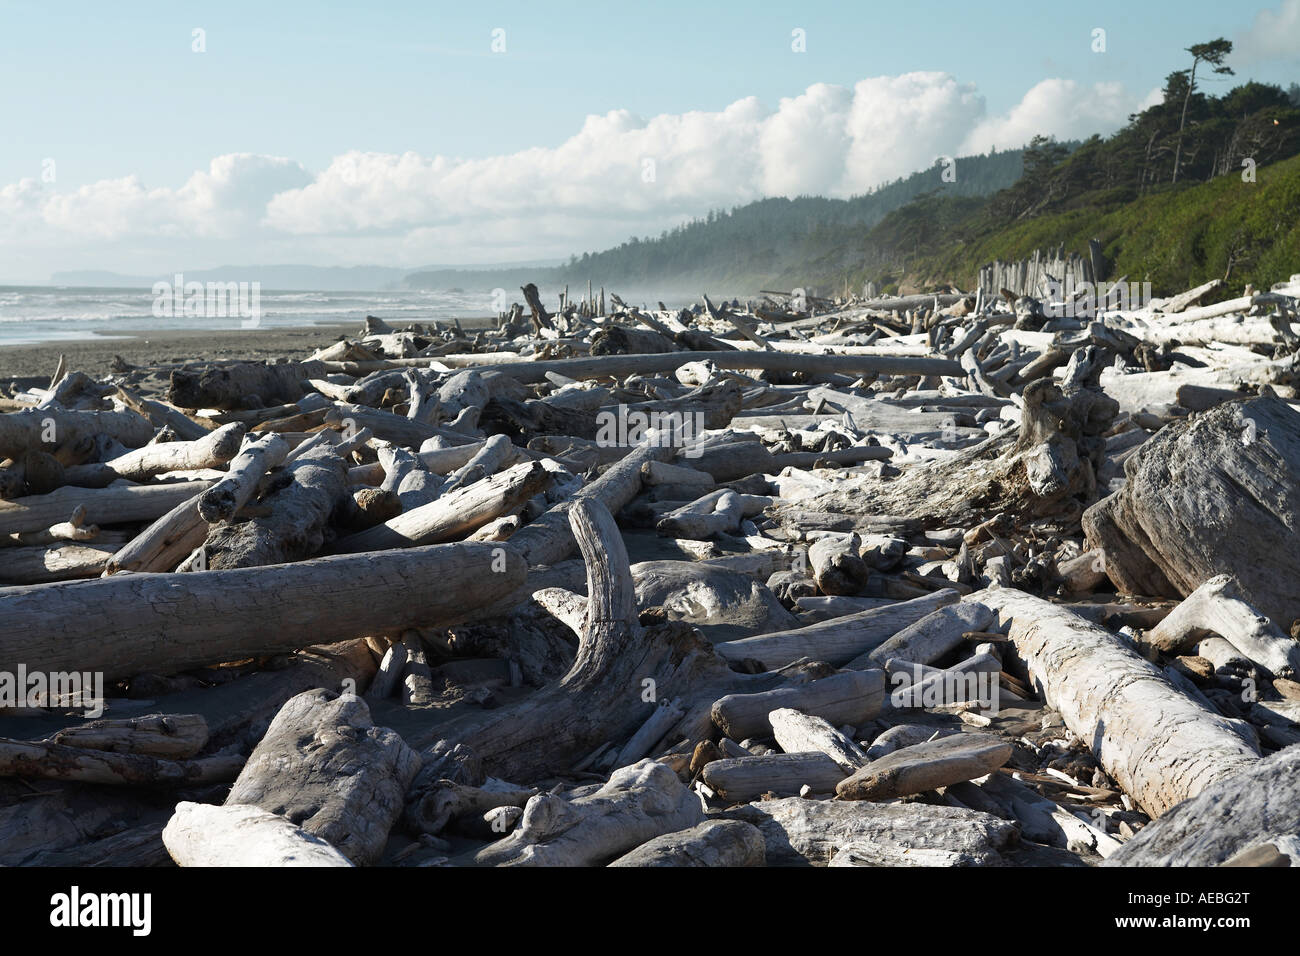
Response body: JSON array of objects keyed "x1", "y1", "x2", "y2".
[
  {"x1": 1235, "y1": 0, "x2": 1300, "y2": 64},
  {"x1": 2, "y1": 73, "x2": 1150, "y2": 275},
  {"x1": 960, "y1": 79, "x2": 1138, "y2": 154}
]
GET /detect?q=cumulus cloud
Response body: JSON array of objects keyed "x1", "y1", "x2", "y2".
[
  {"x1": 1235, "y1": 0, "x2": 1300, "y2": 64},
  {"x1": 2, "y1": 73, "x2": 1148, "y2": 274}
]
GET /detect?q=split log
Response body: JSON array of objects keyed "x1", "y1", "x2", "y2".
[
  {"x1": 979, "y1": 588, "x2": 1260, "y2": 817},
  {"x1": 1146, "y1": 574, "x2": 1300, "y2": 678},
  {"x1": 713, "y1": 589, "x2": 960, "y2": 669},
  {"x1": 835, "y1": 732, "x2": 1012, "y2": 800},
  {"x1": 607, "y1": 819, "x2": 765, "y2": 867},
  {"x1": 700, "y1": 751, "x2": 847, "y2": 800},
  {"x1": 162, "y1": 803, "x2": 353, "y2": 867},
  {"x1": 223, "y1": 690, "x2": 421, "y2": 865},
  {"x1": 768, "y1": 708, "x2": 868, "y2": 771},
  {"x1": 1083, "y1": 396, "x2": 1300, "y2": 626},
  {"x1": 473, "y1": 759, "x2": 702, "y2": 867},
  {"x1": 0, "y1": 541, "x2": 524, "y2": 682},
  {"x1": 711, "y1": 670, "x2": 886, "y2": 740},
  {"x1": 196, "y1": 432, "x2": 291, "y2": 523},
  {"x1": 718, "y1": 797, "x2": 1017, "y2": 867},
  {"x1": 336, "y1": 460, "x2": 550, "y2": 552}
]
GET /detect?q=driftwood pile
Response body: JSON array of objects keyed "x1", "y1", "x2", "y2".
[{"x1": 4, "y1": 273, "x2": 1300, "y2": 867}]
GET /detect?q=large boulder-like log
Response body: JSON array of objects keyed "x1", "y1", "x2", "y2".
[
  {"x1": 163, "y1": 803, "x2": 354, "y2": 867},
  {"x1": 1083, "y1": 396, "x2": 1300, "y2": 630},
  {"x1": 168, "y1": 361, "x2": 325, "y2": 410},
  {"x1": 718, "y1": 797, "x2": 1019, "y2": 867},
  {"x1": 1104, "y1": 745, "x2": 1300, "y2": 866},
  {"x1": 223, "y1": 690, "x2": 421, "y2": 866}
]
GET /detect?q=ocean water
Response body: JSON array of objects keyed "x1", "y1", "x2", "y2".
[{"x1": 0, "y1": 287, "x2": 494, "y2": 346}]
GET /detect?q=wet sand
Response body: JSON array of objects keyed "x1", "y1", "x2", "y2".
[{"x1": 0, "y1": 323, "x2": 359, "y2": 383}]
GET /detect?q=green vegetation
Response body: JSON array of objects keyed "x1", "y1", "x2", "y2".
[{"x1": 849, "y1": 70, "x2": 1300, "y2": 297}]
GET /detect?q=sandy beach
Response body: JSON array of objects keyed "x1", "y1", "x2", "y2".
[{"x1": 0, "y1": 323, "x2": 359, "y2": 384}]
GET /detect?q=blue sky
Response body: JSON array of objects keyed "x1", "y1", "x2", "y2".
[{"x1": 1, "y1": 0, "x2": 1297, "y2": 279}]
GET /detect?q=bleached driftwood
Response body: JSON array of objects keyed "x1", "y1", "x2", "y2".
[
  {"x1": 163, "y1": 803, "x2": 353, "y2": 867},
  {"x1": 1084, "y1": 396, "x2": 1300, "y2": 628},
  {"x1": 711, "y1": 670, "x2": 885, "y2": 740},
  {"x1": 1146, "y1": 574, "x2": 1300, "y2": 678},
  {"x1": 473, "y1": 760, "x2": 702, "y2": 866},
  {"x1": 719, "y1": 797, "x2": 1018, "y2": 866},
  {"x1": 701, "y1": 752, "x2": 848, "y2": 801},
  {"x1": 714, "y1": 589, "x2": 960, "y2": 669},
  {"x1": 196, "y1": 432, "x2": 291, "y2": 523},
  {"x1": 836, "y1": 732, "x2": 1012, "y2": 800},
  {"x1": 979, "y1": 588, "x2": 1260, "y2": 816},
  {"x1": 607, "y1": 819, "x2": 766, "y2": 867},
  {"x1": 0, "y1": 541, "x2": 524, "y2": 682},
  {"x1": 768, "y1": 708, "x2": 868, "y2": 772}
]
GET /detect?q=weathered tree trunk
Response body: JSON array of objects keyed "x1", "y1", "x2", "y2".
[
  {"x1": 0, "y1": 541, "x2": 524, "y2": 682},
  {"x1": 710, "y1": 670, "x2": 885, "y2": 740},
  {"x1": 64, "y1": 422, "x2": 245, "y2": 486},
  {"x1": 835, "y1": 732, "x2": 1012, "y2": 800},
  {"x1": 1146, "y1": 574, "x2": 1300, "y2": 678},
  {"x1": 714, "y1": 589, "x2": 960, "y2": 669},
  {"x1": 795, "y1": 378, "x2": 1117, "y2": 530},
  {"x1": 701, "y1": 752, "x2": 847, "y2": 800},
  {"x1": 979, "y1": 588, "x2": 1260, "y2": 817},
  {"x1": 1105, "y1": 745, "x2": 1300, "y2": 866},
  {"x1": 718, "y1": 797, "x2": 1018, "y2": 866},
  {"x1": 0, "y1": 407, "x2": 154, "y2": 459},
  {"x1": 0, "y1": 480, "x2": 214, "y2": 536},
  {"x1": 0, "y1": 737, "x2": 242, "y2": 787}
]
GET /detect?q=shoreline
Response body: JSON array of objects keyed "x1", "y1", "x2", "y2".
[{"x1": 0, "y1": 321, "x2": 462, "y2": 382}]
